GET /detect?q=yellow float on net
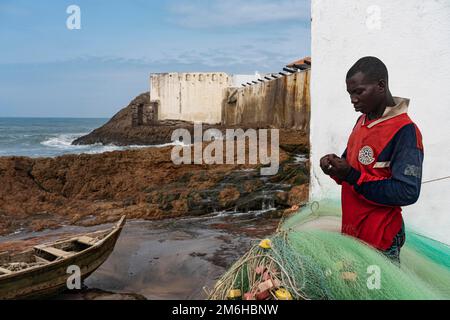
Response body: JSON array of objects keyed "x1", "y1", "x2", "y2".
[
  {"x1": 275, "y1": 288, "x2": 293, "y2": 300},
  {"x1": 259, "y1": 239, "x2": 272, "y2": 249},
  {"x1": 228, "y1": 289, "x2": 242, "y2": 299}
]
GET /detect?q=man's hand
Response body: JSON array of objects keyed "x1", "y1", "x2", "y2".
[
  {"x1": 320, "y1": 154, "x2": 339, "y2": 176},
  {"x1": 320, "y1": 154, "x2": 352, "y2": 180}
]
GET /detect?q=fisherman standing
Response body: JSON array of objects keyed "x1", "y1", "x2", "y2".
[{"x1": 320, "y1": 57, "x2": 424, "y2": 264}]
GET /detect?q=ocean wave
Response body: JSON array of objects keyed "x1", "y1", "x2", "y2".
[
  {"x1": 152, "y1": 141, "x2": 191, "y2": 148},
  {"x1": 39, "y1": 134, "x2": 189, "y2": 156},
  {"x1": 41, "y1": 134, "x2": 130, "y2": 155},
  {"x1": 40, "y1": 133, "x2": 89, "y2": 149}
]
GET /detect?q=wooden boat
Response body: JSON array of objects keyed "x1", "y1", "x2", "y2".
[{"x1": 0, "y1": 216, "x2": 126, "y2": 300}]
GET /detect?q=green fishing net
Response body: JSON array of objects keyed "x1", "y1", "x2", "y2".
[{"x1": 209, "y1": 200, "x2": 450, "y2": 300}]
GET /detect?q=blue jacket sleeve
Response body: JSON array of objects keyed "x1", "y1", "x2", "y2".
[{"x1": 344, "y1": 123, "x2": 424, "y2": 206}]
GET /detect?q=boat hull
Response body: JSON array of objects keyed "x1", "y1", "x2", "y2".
[{"x1": 0, "y1": 219, "x2": 124, "y2": 300}]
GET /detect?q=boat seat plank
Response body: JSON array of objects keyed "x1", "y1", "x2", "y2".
[
  {"x1": 77, "y1": 236, "x2": 97, "y2": 246},
  {"x1": 34, "y1": 255, "x2": 51, "y2": 264},
  {"x1": 0, "y1": 266, "x2": 12, "y2": 274},
  {"x1": 37, "y1": 246, "x2": 74, "y2": 258}
]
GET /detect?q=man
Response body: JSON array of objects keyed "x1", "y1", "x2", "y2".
[{"x1": 320, "y1": 57, "x2": 424, "y2": 264}]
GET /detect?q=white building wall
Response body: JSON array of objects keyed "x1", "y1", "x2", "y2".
[
  {"x1": 311, "y1": 0, "x2": 450, "y2": 244},
  {"x1": 150, "y1": 72, "x2": 232, "y2": 124}
]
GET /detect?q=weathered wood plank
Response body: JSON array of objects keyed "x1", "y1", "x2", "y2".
[
  {"x1": 36, "y1": 246, "x2": 74, "y2": 258},
  {"x1": 77, "y1": 236, "x2": 97, "y2": 246},
  {"x1": 0, "y1": 266, "x2": 12, "y2": 274}
]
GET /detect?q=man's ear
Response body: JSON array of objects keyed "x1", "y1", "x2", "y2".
[{"x1": 378, "y1": 79, "x2": 387, "y2": 93}]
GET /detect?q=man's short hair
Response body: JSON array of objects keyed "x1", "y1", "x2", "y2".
[{"x1": 346, "y1": 56, "x2": 389, "y2": 83}]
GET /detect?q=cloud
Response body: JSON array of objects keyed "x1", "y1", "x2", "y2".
[
  {"x1": 64, "y1": 25, "x2": 308, "y2": 73},
  {"x1": 0, "y1": 17, "x2": 310, "y2": 75},
  {"x1": 169, "y1": 0, "x2": 310, "y2": 28},
  {"x1": 146, "y1": 24, "x2": 310, "y2": 72}
]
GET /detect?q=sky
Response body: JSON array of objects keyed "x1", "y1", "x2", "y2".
[{"x1": 0, "y1": 0, "x2": 311, "y2": 117}]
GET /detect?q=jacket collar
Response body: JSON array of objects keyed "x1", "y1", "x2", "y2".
[{"x1": 363, "y1": 97, "x2": 410, "y2": 128}]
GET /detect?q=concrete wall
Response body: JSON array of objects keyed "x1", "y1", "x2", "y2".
[
  {"x1": 222, "y1": 70, "x2": 310, "y2": 130},
  {"x1": 150, "y1": 72, "x2": 232, "y2": 124},
  {"x1": 310, "y1": 0, "x2": 450, "y2": 244}
]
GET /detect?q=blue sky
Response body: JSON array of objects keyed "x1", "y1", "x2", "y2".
[{"x1": 0, "y1": 0, "x2": 311, "y2": 117}]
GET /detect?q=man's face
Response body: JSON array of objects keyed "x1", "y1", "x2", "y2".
[{"x1": 346, "y1": 71, "x2": 385, "y2": 115}]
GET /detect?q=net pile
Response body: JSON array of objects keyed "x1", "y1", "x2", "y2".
[{"x1": 208, "y1": 200, "x2": 450, "y2": 300}]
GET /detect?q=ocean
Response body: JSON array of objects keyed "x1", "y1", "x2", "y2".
[{"x1": 0, "y1": 117, "x2": 138, "y2": 158}]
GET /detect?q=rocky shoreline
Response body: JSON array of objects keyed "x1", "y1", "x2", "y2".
[
  {"x1": 0, "y1": 92, "x2": 310, "y2": 238},
  {"x1": 0, "y1": 138, "x2": 309, "y2": 237}
]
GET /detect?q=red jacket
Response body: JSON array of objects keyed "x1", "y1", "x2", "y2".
[{"x1": 335, "y1": 97, "x2": 424, "y2": 250}]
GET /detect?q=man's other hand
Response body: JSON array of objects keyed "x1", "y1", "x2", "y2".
[
  {"x1": 320, "y1": 154, "x2": 352, "y2": 180},
  {"x1": 320, "y1": 154, "x2": 339, "y2": 176}
]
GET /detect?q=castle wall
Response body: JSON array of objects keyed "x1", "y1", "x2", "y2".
[
  {"x1": 150, "y1": 72, "x2": 232, "y2": 124},
  {"x1": 222, "y1": 70, "x2": 310, "y2": 131}
]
